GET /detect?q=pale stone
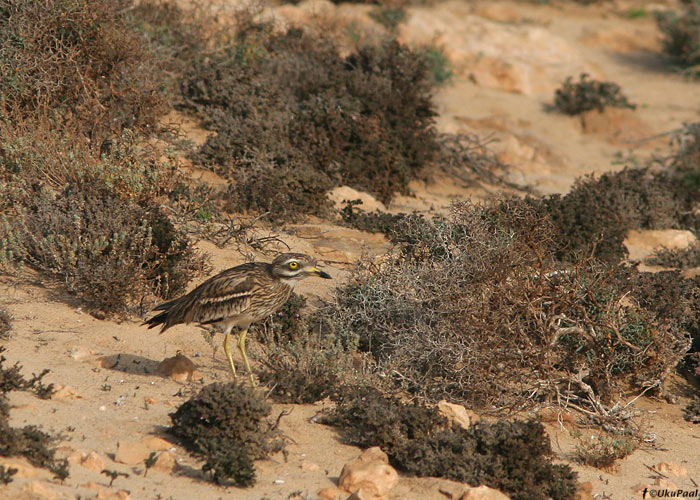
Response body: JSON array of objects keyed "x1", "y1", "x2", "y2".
[
  {"x1": 576, "y1": 481, "x2": 594, "y2": 500},
  {"x1": 338, "y1": 447, "x2": 398, "y2": 499},
  {"x1": 140, "y1": 436, "x2": 173, "y2": 451},
  {"x1": 300, "y1": 461, "x2": 320, "y2": 472},
  {"x1": 624, "y1": 229, "x2": 697, "y2": 263},
  {"x1": 656, "y1": 462, "x2": 688, "y2": 477},
  {"x1": 460, "y1": 485, "x2": 511, "y2": 500},
  {"x1": 0, "y1": 457, "x2": 40, "y2": 478},
  {"x1": 578, "y1": 108, "x2": 655, "y2": 146},
  {"x1": 67, "y1": 450, "x2": 86, "y2": 466},
  {"x1": 438, "y1": 400, "x2": 479, "y2": 429},
  {"x1": 22, "y1": 481, "x2": 61, "y2": 500},
  {"x1": 398, "y1": 5, "x2": 594, "y2": 96},
  {"x1": 327, "y1": 186, "x2": 386, "y2": 212},
  {"x1": 317, "y1": 487, "x2": 345, "y2": 500},
  {"x1": 474, "y1": 5, "x2": 522, "y2": 24},
  {"x1": 52, "y1": 384, "x2": 83, "y2": 400},
  {"x1": 81, "y1": 451, "x2": 106, "y2": 472},
  {"x1": 114, "y1": 441, "x2": 150, "y2": 465},
  {"x1": 82, "y1": 482, "x2": 132, "y2": 500},
  {"x1": 157, "y1": 353, "x2": 198, "y2": 382},
  {"x1": 151, "y1": 451, "x2": 178, "y2": 473}
]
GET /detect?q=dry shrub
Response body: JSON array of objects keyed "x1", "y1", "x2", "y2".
[
  {"x1": 180, "y1": 13, "x2": 438, "y2": 218},
  {"x1": 0, "y1": 180, "x2": 204, "y2": 315},
  {"x1": 554, "y1": 74, "x2": 635, "y2": 115},
  {"x1": 656, "y1": 1, "x2": 700, "y2": 70},
  {"x1": 684, "y1": 397, "x2": 700, "y2": 423},
  {"x1": 170, "y1": 382, "x2": 285, "y2": 486},
  {"x1": 0, "y1": 347, "x2": 67, "y2": 480},
  {"x1": 0, "y1": 310, "x2": 10, "y2": 340},
  {"x1": 323, "y1": 388, "x2": 578, "y2": 500},
  {"x1": 573, "y1": 431, "x2": 637, "y2": 468},
  {"x1": 543, "y1": 167, "x2": 691, "y2": 263},
  {"x1": 0, "y1": 0, "x2": 170, "y2": 142},
  {"x1": 324, "y1": 200, "x2": 690, "y2": 416}
]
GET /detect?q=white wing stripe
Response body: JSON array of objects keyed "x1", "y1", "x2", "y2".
[{"x1": 199, "y1": 291, "x2": 253, "y2": 305}]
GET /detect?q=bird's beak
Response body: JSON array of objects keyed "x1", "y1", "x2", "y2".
[{"x1": 307, "y1": 267, "x2": 332, "y2": 279}]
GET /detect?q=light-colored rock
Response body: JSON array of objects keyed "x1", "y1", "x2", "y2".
[
  {"x1": 438, "y1": 400, "x2": 479, "y2": 429},
  {"x1": 576, "y1": 481, "x2": 594, "y2": 500},
  {"x1": 0, "y1": 457, "x2": 40, "y2": 478},
  {"x1": 81, "y1": 482, "x2": 132, "y2": 500},
  {"x1": 399, "y1": 3, "x2": 594, "y2": 96},
  {"x1": 474, "y1": 4, "x2": 523, "y2": 24},
  {"x1": 624, "y1": 229, "x2": 697, "y2": 263},
  {"x1": 67, "y1": 450, "x2": 86, "y2": 466},
  {"x1": 579, "y1": 26, "x2": 661, "y2": 53},
  {"x1": 656, "y1": 462, "x2": 688, "y2": 477},
  {"x1": 338, "y1": 447, "x2": 398, "y2": 500},
  {"x1": 317, "y1": 487, "x2": 345, "y2": 500},
  {"x1": 140, "y1": 436, "x2": 173, "y2": 451},
  {"x1": 300, "y1": 461, "x2": 320, "y2": 472},
  {"x1": 327, "y1": 186, "x2": 387, "y2": 212},
  {"x1": 52, "y1": 384, "x2": 83, "y2": 400},
  {"x1": 22, "y1": 481, "x2": 61, "y2": 500},
  {"x1": 82, "y1": 451, "x2": 106, "y2": 472},
  {"x1": 460, "y1": 485, "x2": 511, "y2": 500},
  {"x1": 157, "y1": 353, "x2": 199, "y2": 382},
  {"x1": 578, "y1": 108, "x2": 655, "y2": 146},
  {"x1": 151, "y1": 451, "x2": 178, "y2": 473},
  {"x1": 114, "y1": 441, "x2": 150, "y2": 465}
]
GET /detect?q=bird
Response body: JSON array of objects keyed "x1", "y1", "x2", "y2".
[{"x1": 144, "y1": 252, "x2": 331, "y2": 385}]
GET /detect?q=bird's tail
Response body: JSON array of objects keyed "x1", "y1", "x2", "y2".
[{"x1": 143, "y1": 298, "x2": 179, "y2": 333}]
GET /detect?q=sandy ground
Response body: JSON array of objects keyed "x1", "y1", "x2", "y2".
[{"x1": 2, "y1": 1, "x2": 700, "y2": 499}]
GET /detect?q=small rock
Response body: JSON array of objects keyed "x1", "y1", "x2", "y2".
[
  {"x1": 654, "y1": 478, "x2": 678, "y2": 490},
  {"x1": 317, "y1": 487, "x2": 346, "y2": 500},
  {"x1": 52, "y1": 384, "x2": 83, "y2": 400},
  {"x1": 0, "y1": 457, "x2": 40, "y2": 478},
  {"x1": 656, "y1": 462, "x2": 688, "y2": 477},
  {"x1": 143, "y1": 397, "x2": 158, "y2": 406},
  {"x1": 22, "y1": 481, "x2": 61, "y2": 500},
  {"x1": 140, "y1": 436, "x2": 173, "y2": 451},
  {"x1": 151, "y1": 451, "x2": 178, "y2": 473},
  {"x1": 327, "y1": 186, "x2": 386, "y2": 212},
  {"x1": 67, "y1": 450, "x2": 87, "y2": 466},
  {"x1": 300, "y1": 461, "x2": 320, "y2": 472},
  {"x1": 438, "y1": 400, "x2": 479, "y2": 429},
  {"x1": 82, "y1": 482, "x2": 132, "y2": 500},
  {"x1": 338, "y1": 447, "x2": 398, "y2": 500},
  {"x1": 575, "y1": 481, "x2": 594, "y2": 500},
  {"x1": 114, "y1": 441, "x2": 150, "y2": 465},
  {"x1": 460, "y1": 485, "x2": 510, "y2": 500},
  {"x1": 82, "y1": 451, "x2": 106, "y2": 472},
  {"x1": 157, "y1": 353, "x2": 198, "y2": 382}
]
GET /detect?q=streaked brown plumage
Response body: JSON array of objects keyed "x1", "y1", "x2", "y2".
[{"x1": 145, "y1": 253, "x2": 331, "y2": 385}]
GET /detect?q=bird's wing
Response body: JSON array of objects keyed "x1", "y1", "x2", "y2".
[{"x1": 173, "y1": 271, "x2": 258, "y2": 326}]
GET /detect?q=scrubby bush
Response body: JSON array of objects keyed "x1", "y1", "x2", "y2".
[
  {"x1": 323, "y1": 200, "x2": 690, "y2": 415},
  {"x1": 0, "y1": 310, "x2": 10, "y2": 340},
  {"x1": 0, "y1": 0, "x2": 170, "y2": 141},
  {"x1": 573, "y1": 431, "x2": 637, "y2": 468},
  {"x1": 656, "y1": 1, "x2": 700, "y2": 69},
  {"x1": 170, "y1": 382, "x2": 285, "y2": 486},
  {"x1": 180, "y1": 14, "x2": 439, "y2": 219},
  {"x1": 0, "y1": 348, "x2": 67, "y2": 479},
  {"x1": 0, "y1": 179, "x2": 204, "y2": 315},
  {"x1": 543, "y1": 167, "x2": 691, "y2": 263},
  {"x1": 684, "y1": 397, "x2": 700, "y2": 423},
  {"x1": 323, "y1": 388, "x2": 578, "y2": 500},
  {"x1": 554, "y1": 74, "x2": 636, "y2": 115}
]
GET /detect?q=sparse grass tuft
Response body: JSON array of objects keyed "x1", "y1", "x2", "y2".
[
  {"x1": 573, "y1": 431, "x2": 637, "y2": 468},
  {"x1": 554, "y1": 73, "x2": 636, "y2": 115}
]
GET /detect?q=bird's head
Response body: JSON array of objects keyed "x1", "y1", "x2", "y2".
[{"x1": 270, "y1": 253, "x2": 332, "y2": 282}]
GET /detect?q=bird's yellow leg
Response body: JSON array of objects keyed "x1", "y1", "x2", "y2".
[
  {"x1": 237, "y1": 328, "x2": 256, "y2": 387},
  {"x1": 223, "y1": 331, "x2": 237, "y2": 381}
]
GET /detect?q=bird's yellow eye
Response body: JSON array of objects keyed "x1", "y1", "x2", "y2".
[{"x1": 288, "y1": 261, "x2": 299, "y2": 269}]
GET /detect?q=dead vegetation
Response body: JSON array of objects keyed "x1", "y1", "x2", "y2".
[
  {"x1": 322, "y1": 200, "x2": 691, "y2": 422},
  {"x1": 554, "y1": 73, "x2": 635, "y2": 115}
]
